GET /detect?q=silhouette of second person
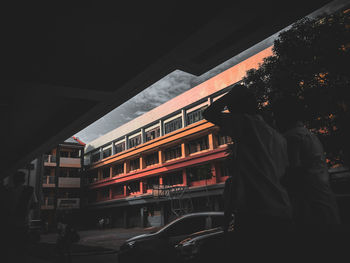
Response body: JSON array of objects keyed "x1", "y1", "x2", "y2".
[{"x1": 203, "y1": 84, "x2": 293, "y2": 261}]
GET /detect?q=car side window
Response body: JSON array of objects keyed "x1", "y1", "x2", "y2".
[
  {"x1": 211, "y1": 215, "x2": 224, "y2": 228},
  {"x1": 166, "y1": 216, "x2": 206, "y2": 237}
]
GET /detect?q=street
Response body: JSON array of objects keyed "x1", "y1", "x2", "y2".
[{"x1": 28, "y1": 227, "x2": 155, "y2": 263}]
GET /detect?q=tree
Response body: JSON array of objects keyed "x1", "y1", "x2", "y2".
[{"x1": 242, "y1": 8, "x2": 350, "y2": 167}]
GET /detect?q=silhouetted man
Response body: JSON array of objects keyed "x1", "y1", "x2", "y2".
[
  {"x1": 273, "y1": 97, "x2": 340, "y2": 227},
  {"x1": 203, "y1": 84, "x2": 293, "y2": 261}
]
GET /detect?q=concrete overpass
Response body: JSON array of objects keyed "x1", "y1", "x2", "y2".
[{"x1": 1, "y1": 0, "x2": 335, "y2": 178}]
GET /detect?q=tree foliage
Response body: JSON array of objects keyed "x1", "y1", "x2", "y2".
[{"x1": 242, "y1": 8, "x2": 350, "y2": 167}]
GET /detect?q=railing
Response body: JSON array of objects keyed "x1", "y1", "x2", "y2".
[
  {"x1": 58, "y1": 177, "x2": 80, "y2": 188},
  {"x1": 41, "y1": 197, "x2": 55, "y2": 209},
  {"x1": 57, "y1": 198, "x2": 80, "y2": 209},
  {"x1": 60, "y1": 157, "x2": 81, "y2": 167},
  {"x1": 42, "y1": 176, "x2": 55, "y2": 186},
  {"x1": 44, "y1": 155, "x2": 56, "y2": 164}
]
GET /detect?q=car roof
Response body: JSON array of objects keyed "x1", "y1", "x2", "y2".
[{"x1": 180, "y1": 211, "x2": 224, "y2": 218}]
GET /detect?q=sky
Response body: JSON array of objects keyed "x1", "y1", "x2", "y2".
[{"x1": 74, "y1": 0, "x2": 349, "y2": 144}]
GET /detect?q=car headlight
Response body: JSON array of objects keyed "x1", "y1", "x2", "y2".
[
  {"x1": 180, "y1": 240, "x2": 200, "y2": 255},
  {"x1": 121, "y1": 241, "x2": 136, "y2": 250}
]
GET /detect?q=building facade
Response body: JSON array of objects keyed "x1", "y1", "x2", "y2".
[
  {"x1": 82, "y1": 47, "x2": 273, "y2": 228},
  {"x1": 40, "y1": 137, "x2": 85, "y2": 229}
]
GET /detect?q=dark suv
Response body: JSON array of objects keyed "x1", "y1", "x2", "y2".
[{"x1": 118, "y1": 212, "x2": 224, "y2": 263}]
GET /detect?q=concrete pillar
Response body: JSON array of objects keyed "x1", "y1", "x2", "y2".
[
  {"x1": 207, "y1": 97, "x2": 212, "y2": 106},
  {"x1": 123, "y1": 185, "x2": 127, "y2": 197},
  {"x1": 110, "y1": 166, "x2": 113, "y2": 178},
  {"x1": 208, "y1": 133, "x2": 215, "y2": 150},
  {"x1": 158, "y1": 150, "x2": 163, "y2": 165},
  {"x1": 211, "y1": 162, "x2": 217, "y2": 183},
  {"x1": 159, "y1": 120, "x2": 164, "y2": 136},
  {"x1": 109, "y1": 187, "x2": 113, "y2": 199},
  {"x1": 99, "y1": 147, "x2": 103, "y2": 160},
  {"x1": 125, "y1": 135, "x2": 129, "y2": 150},
  {"x1": 141, "y1": 128, "x2": 145, "y2": 144},
  {"x1": 181, "y1": 109, "x2": 186, "y2": 128},
  {"x1": 125, "y1": 161, "x2": 130, "y2": 174},
  {"x1": 140, "y1": 156, "x2": 145, "y2": 170},
  {"x1": 181, "y1": 142, "x2": 188, "y2": 158},
  {"x1": 111, "y1": 142, "x2": 116, "y2": 155},
  {"x1": 182, "y1": 169, "x2": 187, "y2": 186}
]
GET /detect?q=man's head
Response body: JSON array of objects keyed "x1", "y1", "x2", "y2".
[
  {"x1": 226, "y1": 84, "x2": 258, "y2": 115},
  {"x1": 272, "y1": 96, "x2": 306, "y2": 132},
  {"x1": 13, "y1": 171, "x2": 26, "y2": 186}
]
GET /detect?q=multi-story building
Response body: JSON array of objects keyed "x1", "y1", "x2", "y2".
[
  {"x1": 82, "y1": 47, "x2": 273, "y2": 228},
  {"x1": 41, "y1": 137, "x2": 85, "y2": 229}
]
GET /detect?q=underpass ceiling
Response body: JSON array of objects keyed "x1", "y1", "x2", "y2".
[{"x1": 1, "y1": 0, "x2": 333, "y2": 177}]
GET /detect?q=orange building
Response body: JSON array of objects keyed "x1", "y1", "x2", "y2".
[{"x1": 83, "y1": 47, "x2": 273, "y2": 228}]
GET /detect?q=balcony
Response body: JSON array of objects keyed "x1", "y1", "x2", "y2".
[
  {"x1": 42, "y1": 176, "x2": 55, "y2": 187},
  {"x1": 60, "y1": 157, "x2": 81, "y2": 168},
  {"x1": 43, "y1": 155, "x2": 81, "y2": 168},
  {"x1": 41, "y1": 197, "x2": 54, "y2": 210},
  {"x1": 57, "y1": 198, "x2": 80, "y2": 209},
  {"x1": 58, "y1": 177, "x2": 81, "y2": 188},
  {"x1": 44, "y1": 155, "x2": 56, "y2": 166}
]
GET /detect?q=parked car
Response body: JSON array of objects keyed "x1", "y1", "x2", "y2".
[
  {"x1": 118, "y1": 211, "x2": 224, "y2": 263},
  {"x1": 28, "y1": 219, "x2": 43, "y2": 243},
  {"x1": 175, "y1": 226, "x2": 225, "y2": 263}
]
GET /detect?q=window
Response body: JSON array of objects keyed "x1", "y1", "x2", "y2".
[
  {"x1": 164, "y1": 145, "x2": 182, "y2": 161},
  {"x1": 91, "y1": 152, "x2": 100, "y2": 163},
  {"x1": 60, "y1": 169, "x2": 69, "y2": 177},
  {"x1": 211, "y1": 215, "x2": 224, "y2": 228},
  {"x1": 69, "y1": 169, "x2": 79, "y2": 178},
  {"x1": 145, "y1": 152, "x2": 159, "y2": 166},
  {"x1": 187, "y1": 164, "x2": 212, "y2": 182},
  {"x1": 100, "y1": 187, "x2": 110, "y2": 199},
  {"x1": 129, "y1": 158, "x2": 140, "y2": 171},
  {"x1": 70, "y1": 150, "x2": 80, "y2": 158},
  {"x1": 115, "y1": 142, "x2": 125, "y2": 154},
  {"x1": 128, "y1": 181, "x2": 140, "y2": 194},
  {"x1": 164, "y1": 117, "x2": 182, "y2": 134},
  {"x1": 114, "y1": 163, "x2": 124, "y2": 175},
  {"x1": 102, "y1": 167, "x2": 110, "y2": 179},
  {"x1": 188, "y1": 135, "x2": 209, "y2": 154},
  {"x1": 145, "y1": 127, "x2": 160, "y2": 142},
  {"x1": 186, "y1": 107, "x2": 206, "y2": 125},
  {"x1": 163, "y1": 171, "x2": 183, "y2": 186},
  {"x1": 129, "y1": 135, "x2": 141, "y2": 148},
  {"x1": 165, "y1": 216, "x2": 207, "y2": 237},
  {"x1": 113, "y1": 185, "x2": 124, "y2": 196},
  {"x1": 103, "y1": 148, "x2": 112, "y2": 158},
  {"x1": 60, "y1": 151, "x2": 69, "y2": 158},
  {"x1": 217, "y1": 134, "x2": 232, "y2": 146},
  {"x1": 146, "y1": 176, "x2": 159, "y2": 190}
]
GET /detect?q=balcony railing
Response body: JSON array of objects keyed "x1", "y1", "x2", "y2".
[
  {"x1": 41, "y1": 197, "x2": 55, "y2": 209},
  {"x1": 60, "y1": 157, "x2": 81, "y2": 168},
  {"x1": 44, "y1": 155, "x2": 56, "y2": 165},
  {"x1": 42, "y1": 176, "x2": 55, "y2": 187},
  {"x1": 58, "y1": 177, "x2": 80, "y2": 188},
  {"x1": 57, "y1": 198, "x2": 80, "y2": 209}
]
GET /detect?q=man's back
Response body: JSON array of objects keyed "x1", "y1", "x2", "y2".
[{"x1": 218, "y1": 113, "x2": 292, "y2": 219}]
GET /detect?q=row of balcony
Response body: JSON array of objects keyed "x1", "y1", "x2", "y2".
[
  {"x1": 41, "y1": 197, "x2": 80, "y2": 210},
  {"x1": 88, "y1": 131, "x2": 231, "y2": 184},
  {"x1": 44, "y1": 154, "x2": 82, "y2": 168},
  {"x1": 42, "y1": 176, "x2": 81, "y2": 188}
]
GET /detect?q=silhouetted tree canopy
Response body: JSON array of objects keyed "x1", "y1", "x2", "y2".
[{"x1": 242, "y1": 8, "x2": 350, "y2": 167}]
